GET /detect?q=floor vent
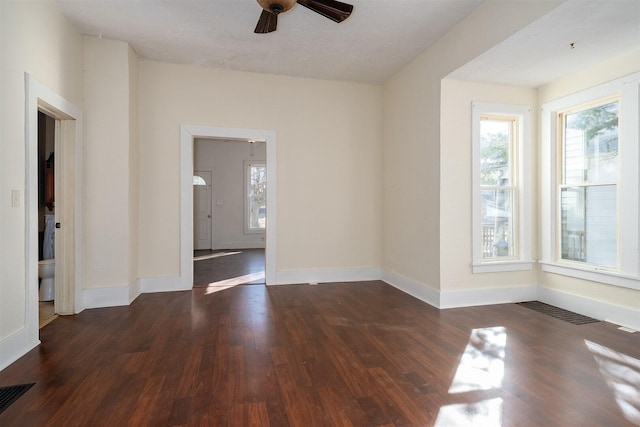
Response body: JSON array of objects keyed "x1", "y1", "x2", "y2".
[
  {"x1": 517, "y1": 301, "x2": 600, "y2": 325},
  {"x1": 0, "y1": 383, "x2": 35, "y2": 415}
]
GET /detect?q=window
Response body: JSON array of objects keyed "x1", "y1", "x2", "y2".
[
  {"x1": 541, "y1": 72, "x2": 639, "y2": 289},
  {"x1": 472, "y1": 103, "x2": 532, "y2": 273},
  {"x1": 245, "y1": 161, "x2": 266, "y2": 233},
  {"x1": 559, "y1": 99, "x2": 618, "y2": 266}
]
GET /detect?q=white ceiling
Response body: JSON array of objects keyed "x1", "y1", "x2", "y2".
[
  {"x1": 55, "y1": 0, "x2": 483, "y2": 84},
  {"x1": 448, "y1": 0, "x2": 640, "y2": 87},
  {"x1": 56, "y1": 0, "x2": 639, "y2": 86}
]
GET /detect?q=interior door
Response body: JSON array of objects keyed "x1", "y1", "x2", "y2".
[{"x1": 194, "y1": 170, "x2": 213, "y2": 250}]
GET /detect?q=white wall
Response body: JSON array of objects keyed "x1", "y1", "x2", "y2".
[
  {"x1": 382, "y1": 0, "x2": 562, "y2": 304},
  {"x1": 83, "y1": 36, "x2": 138, "y2": 290},
  {"x1": 129, "y1": 45, "x2": 140, "y2": 284},
  {"x1": 0, "y1": 0, "x2": 83, "y2": 363},
  {"x1": 194, "y1": 139, "x2": 266, "y2": 250},
  {"x1": 138, "y1": 62, "x2": 383, "y2": 279},
  {"x1": 439, "y1": 79, "x2": 538, "y2": 297}
]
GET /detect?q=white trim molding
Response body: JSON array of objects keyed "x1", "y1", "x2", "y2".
[
  {"x1": 381, "y1": 269, "x2": 440, "y2": 308},
  {"x1": 537, "y1": 286, "x2": 640, "y2": 331},
  {"x1": 470, "y1": 260, "x2": 533, "y2": 274},
  {"x1": 275, "y1": 267, "x2": 381, "y2": 286},
  {"x1": 82, "y1": 276, "x2": 187, "y2": 309},
  {"x1": 0, "y1": 328, "x2": 40, "y2": 372},
  {"x1": 440, "y1": 285, "x2": 537, "y2": 309}
]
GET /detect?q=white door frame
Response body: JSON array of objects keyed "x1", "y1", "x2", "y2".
[
  {"x1": 180, "y1": 125, "x2": 276, "y2": 286},
  {"x1": 25, "y1": 74, "x2": 84, "y2": 342}
]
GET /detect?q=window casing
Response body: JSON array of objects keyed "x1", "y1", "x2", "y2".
[
  {"x1": 245, "y1": 161, "x2": 266, "y2": 233},
  {"x1": 472, "y1": 103, "x2": 532, "y2": 273},
  {"x1": 541, "y1": 72, "x2": 640, "y2": 289}
]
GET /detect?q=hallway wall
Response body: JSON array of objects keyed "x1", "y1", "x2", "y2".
[{"x1": 137, "y1": 62, "x2": 383, "y2": 279}]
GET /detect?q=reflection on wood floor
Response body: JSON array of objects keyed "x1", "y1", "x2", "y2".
[{"x1": 193, "y1": 248, "x2": 265, "y2": 288}]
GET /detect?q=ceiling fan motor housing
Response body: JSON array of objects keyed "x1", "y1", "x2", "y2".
[{"x1": 257, "y1": 0, "x2": 296, "y2": 14}]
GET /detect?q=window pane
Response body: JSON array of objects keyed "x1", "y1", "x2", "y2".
[
  {"x1": 480, "y1": 120, "x2": 511, "y2": 186},
  {"x1": 249, "y1": 165, "x2": 266, "y2": 198},
  {"x1": 481, "y1": 189, "x2": 515, "y2": 258},
  {"x1": 563, "y1": 102, "x2": 618, "y2": 185},
  {"x1": 248, "y1": 197, "x2": 265, "y2": 229},
  {"x1": 248, "y1": 164, "x2": 266, "y2": 230},
  {"x1": 561, "y1": 185, "x2": 617, "y2": 266}
]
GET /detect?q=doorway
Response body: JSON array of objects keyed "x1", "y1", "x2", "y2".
[
  {"x1": 37, "y1": 111, "x2": 57, "y2": 327},
  {"x1": 26, "y1": 75, "x2": 83, "y2": 347},
  {"x1": 192, "y1": 139, "x2": 267, "y2": 288},
  {"x1": 180, "y1": 125, "x2": 276, "y2": 288}
]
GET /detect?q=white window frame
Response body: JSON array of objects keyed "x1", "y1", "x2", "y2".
[
  {"x1": 471, "y1": 102, "x2": 532, "y2": 273},
  {"x1": 244, "y1": 160, "x2": 266, "y2": 234},
  {"x1": 541, "y1": 72, "x2": 640, "y2": 290}
]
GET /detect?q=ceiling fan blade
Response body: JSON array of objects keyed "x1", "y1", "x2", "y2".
[
  {"x1": 296, "y1": 0, "x2": 353, "y2": 23},
  {"x1": 254, "y1": 9, "x2": 278, "y2": 33}
]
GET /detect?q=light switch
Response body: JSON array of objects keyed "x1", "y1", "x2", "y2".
[{"x1": 11, "y1": 190, "x2": 20, "y2": 207}]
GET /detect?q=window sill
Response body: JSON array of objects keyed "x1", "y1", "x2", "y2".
[
  {"x1": 472, "y1": 260, "x2": 533, "y2": 274},
  {"x1": 540, "y1": 261, "x2": 640, "y2": 290}
]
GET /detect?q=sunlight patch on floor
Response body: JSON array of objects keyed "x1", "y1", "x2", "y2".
[
  {"x1": 435, "y1": 327, "x2": 507, "y2": 427},
  {"x1": 435, "y1": 397, "x2": 503, "y2": 427},
  {"x1": 204, "y1": 271, "x2": 265, "y2": 294},
  {"x1": 449, "y1": 326, "x2": 507, "y2": 393},
  {"x1": 585, "y1": 340, "x2": 640, "y2": 425}
]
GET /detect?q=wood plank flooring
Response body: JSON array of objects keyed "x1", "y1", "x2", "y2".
[
  {"x1": 1, "y1": 281, "x2": 638, "y2": 426},
  {"x1": 193, "y1": 249, "x2": 265, "y2": 287}
]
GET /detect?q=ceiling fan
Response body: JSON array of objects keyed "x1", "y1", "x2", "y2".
[{"x1": 254, "y1": 0, "x2": 354, "y2": 34}]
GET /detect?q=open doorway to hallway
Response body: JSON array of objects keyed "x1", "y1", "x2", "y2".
[
  {"x1": 192, "y1": 138, "x2": 266, "y2": 291},
  {"x1": 25, "y1": 75, "x2": 83, "y2": 350}
]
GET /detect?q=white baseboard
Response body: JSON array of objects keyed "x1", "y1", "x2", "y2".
[
  {"x1": 83, "y1": 276, "x2": 187, "y2": 309},
  {"x1": 537, "y1": 286, "x2": 640, "y2": 331},
  {"x1": 381, "y1": 268, "x2": 537, "y2": 310},
  {"x1": 440, "y1": 285, "x2": 537, "y2": 309},
  {"x1": 381, "y1": 269, "x2": 440, "y2": 308},
  {"x1": 0, "y1": 328, "x2": 40, "y2": 371},
  {"x1": 83, "y1": 285, "x2": 135, "y2": 309},
  {"x1": 139, "y1": 276, "x2": 189, "y2": 293},
  {"x1": 274, "y1": 267, "x2": 381, "y2": 286}
]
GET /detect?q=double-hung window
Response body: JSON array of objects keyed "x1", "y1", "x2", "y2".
[
  {"x1": 471, "y1": 103, "x2": 532, "y2": 273},
  {"x1": 541, "y1": 72, "x2": 640, "y2": 289}
]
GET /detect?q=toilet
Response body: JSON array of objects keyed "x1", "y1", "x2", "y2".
[{"x1": 38, "y1": 259, "x2": 55, "y2": 301}]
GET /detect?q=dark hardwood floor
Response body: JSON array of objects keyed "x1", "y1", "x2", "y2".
[
  {"x1": 1, "y1": 281, "x2": 638, "y2": 426},
  {"x1": 194, "y1": 249, "x2": 265, "y2": 287}
]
